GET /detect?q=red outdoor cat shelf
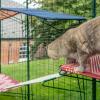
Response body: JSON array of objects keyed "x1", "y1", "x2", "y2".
[{"x1": 59, "y1": 54, "x2": 100, "y2": 80}]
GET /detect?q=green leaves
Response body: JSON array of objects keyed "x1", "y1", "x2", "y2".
[{"x1": 30, "y1": 0, "x2": 100, "y2": 58}]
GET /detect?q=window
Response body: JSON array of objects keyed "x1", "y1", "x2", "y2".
[{"x1": 18, "y1": 42, "x2": 28, "y2": 62}]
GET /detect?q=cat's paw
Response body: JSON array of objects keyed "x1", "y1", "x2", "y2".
[{"x1": 74, "y1": 66, "x2": 85, "y2": 72}]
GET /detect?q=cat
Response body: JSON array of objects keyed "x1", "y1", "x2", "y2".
[{"x1": 47, "y1": 16, "x2": 100, "y2": 72}]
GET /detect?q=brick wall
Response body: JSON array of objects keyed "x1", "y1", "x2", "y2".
[{"x1": 1, "y1": 39, "x2": 32, "y2": 64}]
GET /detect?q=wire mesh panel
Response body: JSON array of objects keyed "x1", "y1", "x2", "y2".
[
  {"x1": 0, "y1": 0, "x2": 100, "y2": 100},
  {"x1": 0, "y1": 0, "x2": 28, "y2": 100}
]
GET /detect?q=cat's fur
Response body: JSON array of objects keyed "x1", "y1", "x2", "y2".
[{"x1": 47, "y1": 16, "x2": 100, "y2": 71}]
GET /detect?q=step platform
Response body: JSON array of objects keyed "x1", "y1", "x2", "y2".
[{"x1": 60, "y1": 55, "x2": 100, "y2": 80}]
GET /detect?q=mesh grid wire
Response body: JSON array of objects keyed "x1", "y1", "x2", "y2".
[{"x1": 0, "y1": 0, "x2": 100, "y2": 100}]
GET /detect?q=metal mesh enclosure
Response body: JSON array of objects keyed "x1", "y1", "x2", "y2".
[{"x1": 0, "y1": 0, "x2": 100, "y2": 100}]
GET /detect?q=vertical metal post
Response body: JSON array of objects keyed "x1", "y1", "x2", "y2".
[
  {"x1": 92, "y1": 0, "x2": 96, "y2": 18},
  {"x1": 92, "y1": 1, "x2": 96, "y2": 100},
  {"x1": 0, "y1": 0, "x2": 1, "y2": 73},
  {"x1": 26, "y1": 0, "x2": 30, "y2": 100},
  {"x1": 92, "y1": 79, "x2": 96, "y2": 100}
]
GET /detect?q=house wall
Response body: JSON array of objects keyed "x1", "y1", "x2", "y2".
[{"x1": 1, "y1": 39, "x2": 32, "y2": 64}]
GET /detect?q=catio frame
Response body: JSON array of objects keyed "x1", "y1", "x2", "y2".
[{"x1": 0, "y1": 0, "x2": 100, "y2": 100}]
